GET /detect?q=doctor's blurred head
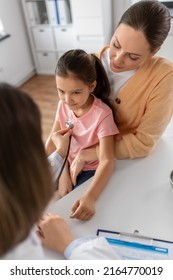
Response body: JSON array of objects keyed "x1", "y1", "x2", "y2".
[{"x1": 0, "y1": 83, "x2": 53, "y2": 256}]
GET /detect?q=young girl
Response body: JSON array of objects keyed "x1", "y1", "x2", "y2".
[{"x1": 45, "y1": 49, "x2": 119, "y2": 221}]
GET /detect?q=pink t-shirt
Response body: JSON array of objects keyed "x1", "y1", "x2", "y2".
[{"x1": 55, "y1": 96, "x2": 119, "y2": 171}]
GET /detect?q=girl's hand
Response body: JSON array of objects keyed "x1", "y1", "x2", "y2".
[
  {"x1": 58, "y1": 172, "x2": 72, "y2": 197},
  {"x1": 37, "y1": 213, "x2": 74, "y2": 253},
  {"x1": 70, "y1": 194, "x2": 96, "y2": 221},
  {"x1": 70, "y1": 151, "x2": 85, "y2": 185}
]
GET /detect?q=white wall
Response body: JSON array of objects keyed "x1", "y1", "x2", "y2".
[
  {"x1": 112, "y1": 0, "x2": 131, "y2": 29},
  {"x1": 0, "y1": 0, "x2": 35, "y2": 86},
  {"x1": 0, "y1": 0, "x2": 138, "y2": 86}
]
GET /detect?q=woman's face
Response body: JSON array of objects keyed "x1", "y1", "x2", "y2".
[{"x1": 109, "y1": 23, "x2": 155, "y2": 72}]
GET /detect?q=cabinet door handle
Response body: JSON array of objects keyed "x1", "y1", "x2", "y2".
[
  {"x1": 43, "y1": 53, "x2": 48, "y2": 56},
  {"x1": 39, "y1": 29, "x2": 44, "y2": 32},
  {"x1": 61, "y1": 29, "x2": 67, "y2": 32}
]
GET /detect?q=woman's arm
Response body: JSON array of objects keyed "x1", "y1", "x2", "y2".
[
  {"x1": 115, "y1": 95, "x2": 173, "y2": 159},
  {"x1": 70, "y1": 147, "x2": 98, "y2": 186},
  {"x1": 45, "y1": 120, "x2": 61, "y2": 156},
  {"x1": 70, "y1": 135, "x2": 115, "y2": 220},
  {"x1": 114, "y1": 72, "x2": 173, "y2": 159}
]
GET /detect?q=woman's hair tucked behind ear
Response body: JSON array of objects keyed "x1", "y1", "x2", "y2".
[
  {"x1": 0, "y1": 83, "x2": 53, "y2": 256},
  {"x1": 55, "y1": 49, "x2": 113, "y2": 110},
  {"x1": 118, "y1": 0, "x2": 171, "y2": 51}
]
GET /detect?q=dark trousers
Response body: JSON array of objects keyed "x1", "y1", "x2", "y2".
[{"x1": 73, "y1": 170, "x2": 96, "y2": 189}]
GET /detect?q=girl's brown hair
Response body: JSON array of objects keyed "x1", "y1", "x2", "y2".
[{"x1": 55, "y1": 49, "x2": 113, "y2": 109}]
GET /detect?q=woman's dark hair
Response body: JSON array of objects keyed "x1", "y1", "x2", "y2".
[
  {"x1": 55, "y1": 49, "x2": 113, "y2": 109},
  {"x1": 118, "y1": 0, "x2": 171, "y2": 51},
  {"x1": 0, "y1": 83, "x2": 53, "y2": 256}
]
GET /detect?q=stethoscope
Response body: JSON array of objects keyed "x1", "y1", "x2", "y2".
[{"x1": 56, "y1": 118, "x2": 73, "y2": 189}]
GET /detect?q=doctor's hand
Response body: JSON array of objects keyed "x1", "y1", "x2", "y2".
[
  {"x1": 70, "y1": 194, "x2": 96, "y2": 221},
  {"x1": 52, "y1": 128, "x2": 72, "y2": 159},
  {"x1": 37, "y1": 213, "x2": 75, "y2": 253}
]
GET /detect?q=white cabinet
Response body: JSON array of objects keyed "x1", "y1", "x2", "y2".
[
  {"x1": 46, "y1": 0, "x2": 58, "y2": 25},
  {"x1": 36, "y1": 51, "x2": 57, "y2": 74},
  {"x1": 74, "y1": 18, "x2": 104, "y2": 36},
  {"x1": 21, "y1": 0, "x2": 113, "y2": 73},
  {"x1": 25, "y1": 0, "x2": 49, "y2": 26},
  {"x1": 76, "y1": 36, "x2": 105, "y2": 54},
  {"x1": 32, "y1": 27, "x2": 55, "y2": 50},
  {"x1": 21, "y1": 0, "x2": 74, "y2": 74},
  {"x1": 54, "y1": 26, "x2": 76, "y2": 51},
  {"x1": 70, "y1": 0, "x2": 113, "y2": 53},
  {"x1": 71, "y1": 0, "x2": 102, "y2": 18}
]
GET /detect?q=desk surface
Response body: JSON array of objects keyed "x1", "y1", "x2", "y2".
[{"x1": 45, "y1": 125, "x2": 173, "y2": 259}]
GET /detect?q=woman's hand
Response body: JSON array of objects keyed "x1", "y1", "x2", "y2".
[
  {"x1": 70, "y1": 147, "x2": 98, "y2": 185},
  {"x1": 70, "y1": 194, "x2": 96, "y2": 221},
  {"x1": 37, "y1": 213, "x2": 74, "y2": 253},
  {"x1": 70, "y1": 151, "x2": 85, "y2": 185}
]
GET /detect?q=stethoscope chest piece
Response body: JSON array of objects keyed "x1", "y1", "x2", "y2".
[{"x1": 65, "y1": 118, "x2": 73, "y2": 129}]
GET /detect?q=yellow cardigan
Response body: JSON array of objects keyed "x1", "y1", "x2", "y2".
[{"x1": 99, "y1": 46, "x2": 173, "y2": 159}]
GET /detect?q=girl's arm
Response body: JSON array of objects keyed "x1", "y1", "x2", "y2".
[
  {"x1": 45, "y1": 120, "x2": 61, "y2": 156},
  {"x1": 70, "y1": 135, "x2": 115, "y2": 221}
]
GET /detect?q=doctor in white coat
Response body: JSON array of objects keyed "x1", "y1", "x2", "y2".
[
  {"x1": 0, "y1": 83, "x2": 119, "y2": 260},
  {"x1": 39, "y1": 212, "x2": 119, "y2": 260}
]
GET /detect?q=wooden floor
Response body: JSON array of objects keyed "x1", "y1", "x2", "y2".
[{"x1": 20, "y1": 74, "x2": 58, "y2": 143}]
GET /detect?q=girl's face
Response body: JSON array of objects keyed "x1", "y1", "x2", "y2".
[
  {"x1": 56, "y1": 75, "x2": 96, "y2": 115},
  {"x1": 109, "y1": 23, "x2": 157, "y2": 72}
]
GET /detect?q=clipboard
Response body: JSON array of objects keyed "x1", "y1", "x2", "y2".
[{"x1": 97, "y1": 229, "x2": 173, "y2": 260}]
